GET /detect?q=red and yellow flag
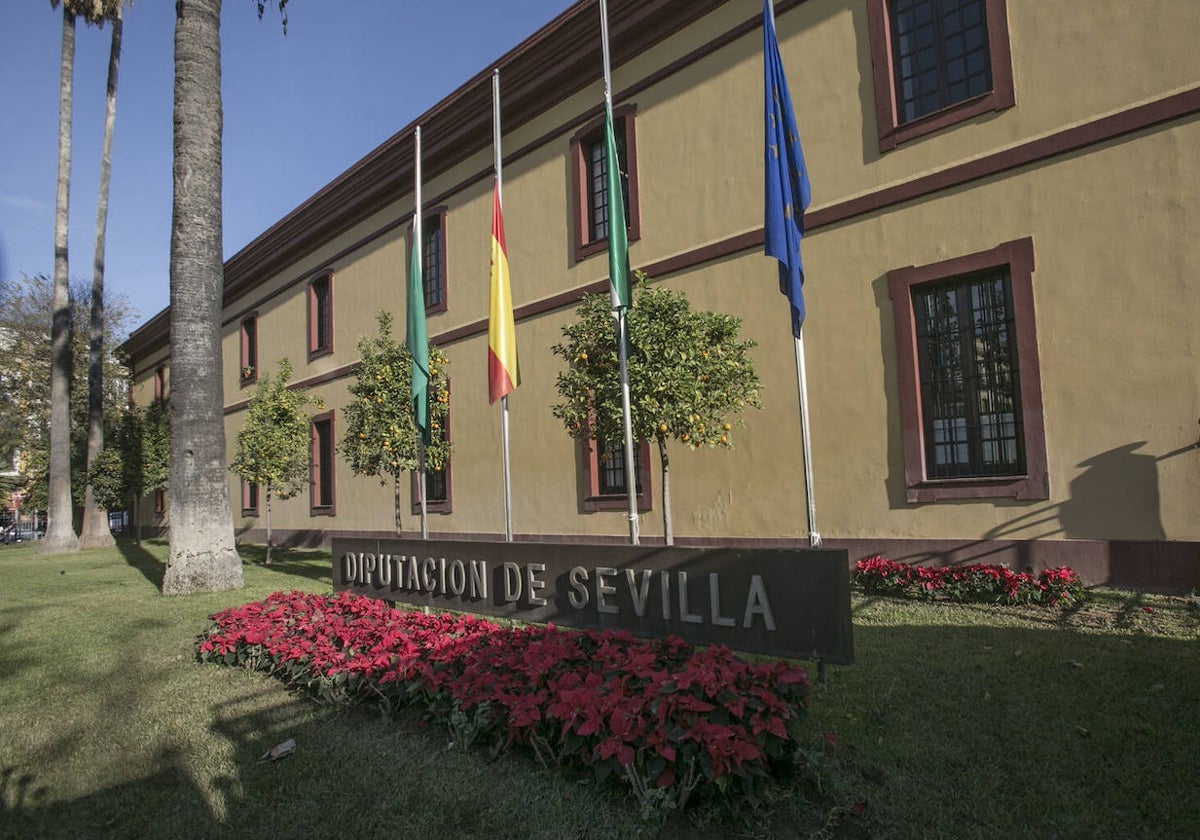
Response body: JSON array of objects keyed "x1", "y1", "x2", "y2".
[{"x1": 487, "y1": 182, "x2": 519, "y2": 403}]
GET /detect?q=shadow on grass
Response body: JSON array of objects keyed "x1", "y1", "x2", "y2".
[
  {"x1": 115, "y1": 538, "x2": 167, "y2": 589},
  {"x1": 236, "y1": 543, "x2": 332, "y2": 587},
  {"x1": 0, "y1": 678, "x2": 653, "y2": 840},
  {"x1": 815, "y1": 617, "x2": 1200, "y2": 839}
]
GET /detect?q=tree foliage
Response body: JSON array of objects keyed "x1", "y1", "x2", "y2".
[
  {"x1": 230, "y1": 359, "x2": 319, "y2": 500},
  {"x1": 552, "y1": 276, "x2": 762, "y2": 542},
  {"x1": 230, "y1": 358, "x2": 320, "y2": 563},
  {"x1": 341, "y1": 312, "x2": 450, "y2": 532},
  {"x1": 88, "y1": 401, "x2": 169, "y2": 512},
  {"x1": 0, "y1": 274, "x2": 132, "y2": 509},
  {"x1": 552, "y1": 276, "x2": 762, "y2": 449}
]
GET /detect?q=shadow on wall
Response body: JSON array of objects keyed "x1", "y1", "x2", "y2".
[
  {"x1": 1059, "y1": 442, "x2": 1166, "y2": 541},
  {"x1": 978, "y1": 439, "x2": 1197, "y2": 589}
]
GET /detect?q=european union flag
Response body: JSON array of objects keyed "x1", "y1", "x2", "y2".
[{"x1": 763, "y1": 0, "x2": 812, "y2": 338}]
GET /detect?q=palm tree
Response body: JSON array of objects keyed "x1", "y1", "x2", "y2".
[
  {"x1": 161, "y1": 0, "x2": 243, "y2": 594},
  {"x1": 79, "y1": 0, "x2": 123, "y2": 548},
  {"x1": 40, "y1": 0, "x2": 89, "y2": 556}
]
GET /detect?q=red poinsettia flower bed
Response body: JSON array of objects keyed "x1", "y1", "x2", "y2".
[
  {"x1": 197, "y1": 590, "x2": 809, "y2": 809},
  {"x1": 854, "y1": 556, "x2": 1084, "y2": 607}
]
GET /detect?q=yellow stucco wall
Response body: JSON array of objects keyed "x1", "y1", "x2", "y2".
[{"x1": 164, "y1": 0, "x2": 1197, "y2": 548}]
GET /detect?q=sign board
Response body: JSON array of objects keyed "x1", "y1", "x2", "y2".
[{"x1": 331, "y1": 539, "x2": 853, "y2": 664}]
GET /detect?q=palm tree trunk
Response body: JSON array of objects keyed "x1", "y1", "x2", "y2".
[
  {"x1": 80, "y1": 5, "x2": 123, "y2": 549},
  {"x1": 162, "y1": 0, "x2": 243, "y2": 594},
  {"x1": 41, "y1": 5, "x2": 80, "y2": 556}
]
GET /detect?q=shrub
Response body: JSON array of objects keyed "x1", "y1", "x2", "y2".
[
  {"x1": 197, "y1": 591, "x2": 810, "y2": 820},
  {"x1": 854, "y1": 557, "x2": 1084, "y2": 607}
]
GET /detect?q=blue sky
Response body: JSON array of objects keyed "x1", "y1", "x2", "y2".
[{"x1": 0, "y1": 0, "x2": 573, "y2": 335}]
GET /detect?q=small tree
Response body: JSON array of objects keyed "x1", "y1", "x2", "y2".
[
  {"x1": 89, "y1": 401, "x2": 169, "y2": 546},
  {"x1": 552, "y1": 276, "x2": 762, "y2": 544},
  {"x1": 341, "y1": 312, "x2": 450, "y2": 535},
  {"x1": 229, "y1": 359, "x2": 320, "y2": 564}
]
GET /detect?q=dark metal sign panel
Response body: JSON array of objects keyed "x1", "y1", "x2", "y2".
[{"x1": 332, "y1": 539, "x2": 853, "y2": 664}]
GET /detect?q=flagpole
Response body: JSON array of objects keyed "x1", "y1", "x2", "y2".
[
  {"x1": 414, "y1": 125, "x2": 429, "y2": 540},
  {"x1": 493, "y1": 69, "x2": 515, "y2": 543},
  {"x1": 765, "y1": 0, "x2": 819, "y2": 548},
  {"x1": 794, "y1": 331, "x2": 819, "y2": 547},
  {"x1": 599, "y1": 0, "x2": 639, "y2": 546}
]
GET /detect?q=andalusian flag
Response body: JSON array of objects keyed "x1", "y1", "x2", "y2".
[
  {"x1": 604, "y1": 100, "x2": 631, "y2": 311},
  {"x1": 407, "y1": 221, "x2": 430, "y2": 444},
  {"x1": 488, "y1": 183, "x2": 520, "y2": 403}
]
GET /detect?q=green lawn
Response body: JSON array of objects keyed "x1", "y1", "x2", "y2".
[{"x1": 1, "y1": 540, "x2": 1196, "y2": 839}]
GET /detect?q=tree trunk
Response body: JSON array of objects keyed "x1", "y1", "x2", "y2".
[
  {"x1": 80, "y1": 6, "x2": 123, "y2": 549},
  {"x1": 658, "y1": 435, "x2": 673, "y2": 546},
  {"x1": 162, "y1": 0, "x2": 243, "y2": 594},
  {"x1": 41, "y1": 6, "x2": 80, "y2": 556},
  {"x1": 265, "y1": 486, "x2": 273, "y2": 565},
  {"x1": 393, "y1": 472, "x2": 403, "y2": 536}
]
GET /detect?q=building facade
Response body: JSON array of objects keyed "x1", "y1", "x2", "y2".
[{"x1": 121, "y1": 0, "x2": 1200, "y2": 590}]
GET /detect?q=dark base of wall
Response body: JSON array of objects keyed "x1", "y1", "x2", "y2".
[{"x1": 231, "y1": 528, "x2": 1200, "y2": 593}]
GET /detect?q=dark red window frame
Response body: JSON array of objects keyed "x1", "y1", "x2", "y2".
[
  {"x1": 241, "y1": 479, "x2": 259, "y2": 516},
  {"x1": 310, "y1": 410, "x2": 337, "y2": 516},
  {"x1": 569, "y1": 105, "x2": 641, "y2": 263},
  {"x1": 307, "y1": 272, "x2": 334, "y2": 361},
  {"x1": 866, "y1": 0, "x2": 1014, "y2": 152},
  {"x1": 410, "y1": 207, "x2": 449, "y2": 316},
  {"x1": 240, "y1": 312, "x2": 259, "y2": 387},
  {"x1": 411, "y1": 381, "x2": 452, "y2": 514},
  {"x1": 888, "y1": 237, "x2": 1047, "y2": 502},
  {"x1": 581, "y1": 435, "x2": 652, "y2": 514}
]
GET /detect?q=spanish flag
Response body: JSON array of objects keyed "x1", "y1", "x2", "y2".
[{"x1": 487, "y1": 182, "x2": 519, "y2": 403}]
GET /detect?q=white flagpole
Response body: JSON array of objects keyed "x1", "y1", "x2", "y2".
[
  {"x1": 493, "y1": 69, "x2": 515, "y2": 543},
  {"x1": 794, "y1": 332, "x2": 819, "y2": 547},
  {"x1": 414, "y1": 125, "x2": 429, "y2": 540},
  {"x1": 600, "y1": 0, "x2": 639, "y2": 545},
  {"x1": 767, "y1": 0, "x2": 819, "y2": 548}
]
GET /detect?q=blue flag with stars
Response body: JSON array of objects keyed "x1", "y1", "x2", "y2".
[{"x1": 763, "y1": 0, "x2": 812, "y2": 338}]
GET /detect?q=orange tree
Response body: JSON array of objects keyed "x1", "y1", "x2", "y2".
[
  {"x1": 229, "y1": 359, "x2": 322, "y2": 564},
  {"x1": 551, "y1": 276, "x2": 761, "y2": 543},
  {"x1": 340, "y1": 311, "x2": 450, "y2": 535}
]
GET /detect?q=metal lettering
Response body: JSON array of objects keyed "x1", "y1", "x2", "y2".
[
  {"x1": 469, "y1": 559, "x2": 487, "y2": 599},
  {"x1": 677, "y1": 572, "x2": 702, "y2": 624},
  {"x1": 595, "y1": 567, "x2": 618, "y2": 614},
  {"x1": 421, "y1": 557, "x2": 437, "y2": 593},
  {"x1": 526, "y1": 563, "x2": 548, "y2": 606},
  {"x1": 568, "y1": 566, "x2": 589, "y2": 609},
  {"x1": 626, "y1": 569, "x2": 652, "y2": 618},
  {"x1": 448, "y1": 559, "x2": 466, "y2": 595},
  {"x1": 709, "y1": 573, "x2": 736, "y2": 627},
  {"x1": 502, "y1": 562, "x2": 522, "y2": 602},
  {"x1": 742, "y1": 574, "x2": 776, "y2": 631}
]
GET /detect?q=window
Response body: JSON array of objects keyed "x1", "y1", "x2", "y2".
[
  {"x1": 153, "y1": 366, "x2": 167, "y2": 404},
  {"x1": 867, "y1": 0, "x2": 1014, "y2": 151},
  {"x1": 308, "y1": 272, "x2": 334, "y2": 360},
  {"x1": 888, "y1": 237, "x2": 1047, "y2": 502},
  {"x1": 570, "y1": 105, "x2": 641, "y2": 262},
  {"x1": 153, "y1": 488, "x2": 166, "y2": 516},
  {"x1": 415, "y1": 208, "x2": 448, "y2": 315},
  {"x1": 310, "y1": 410, "x2": 336, "y2": 515},
  {"x1": 240, "y1": 314, "x2": 258, "y2": 386},
  {"x1": 242, "y1": 480, "x2": 259, "y2": 515},
  {"x1": 411, "y1": 383, "x2": 451, "y2": 514},
  {"x1": 582, "y1": 434, "x2": 652, "y2": 513}
]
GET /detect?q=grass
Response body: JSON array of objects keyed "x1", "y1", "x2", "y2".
[{"x1": 1, "y1": 540, "x2": 1197, "y2": 839}]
